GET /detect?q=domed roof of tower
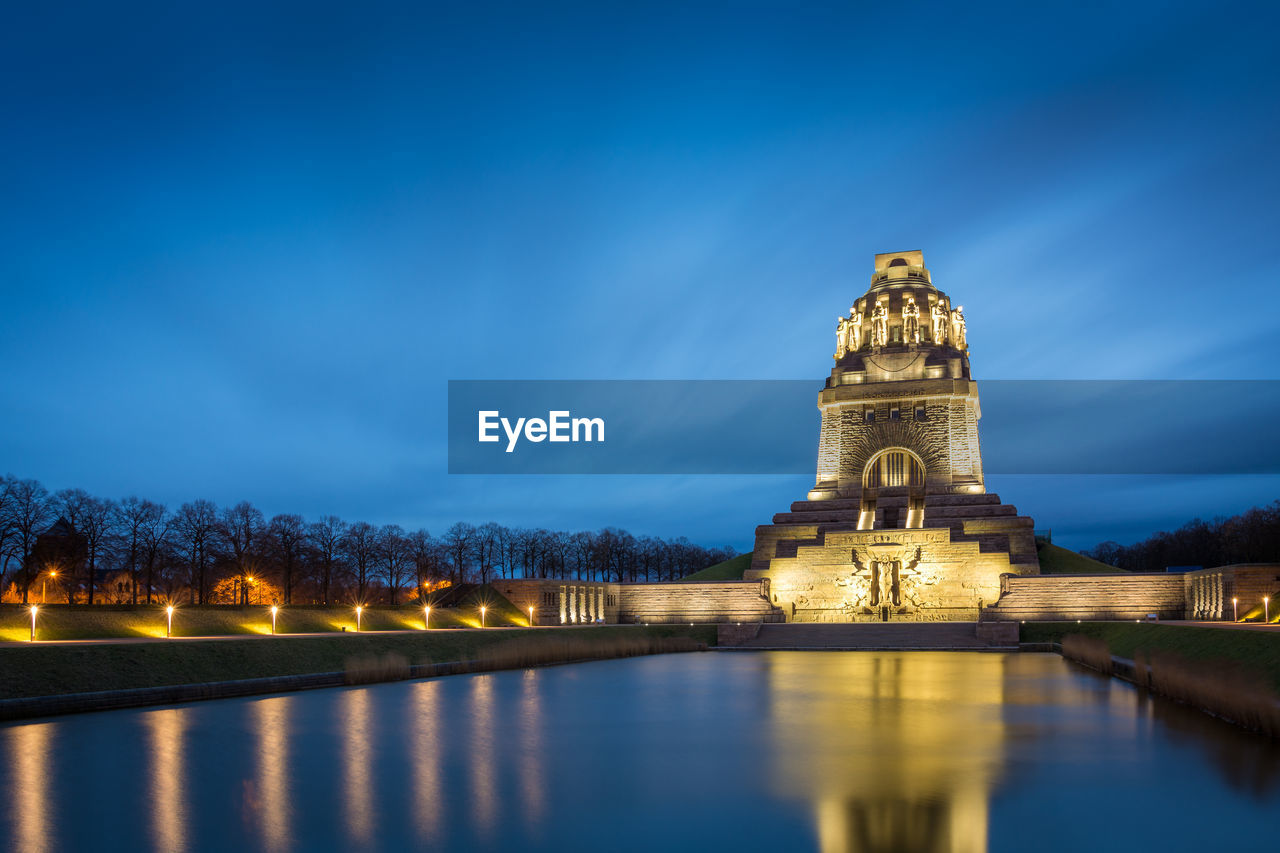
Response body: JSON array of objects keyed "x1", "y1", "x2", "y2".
[{"x1": 868, "y1": 250, "x2": 934, "y2": 290}]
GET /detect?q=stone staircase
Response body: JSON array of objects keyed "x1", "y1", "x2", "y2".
[{"x1": 725, "y1": 621, "x2": 1013, "y2": 650}]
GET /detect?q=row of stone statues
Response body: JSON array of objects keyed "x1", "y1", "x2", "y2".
[{"x1": 835, "y1": 296, "x2": 966, "y2": 358}]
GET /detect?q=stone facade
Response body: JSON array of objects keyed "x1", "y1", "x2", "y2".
[
  {"x1": 979, "y1": 563, "x2": 1280, "y2": 622},
  {"x1": 749, "y1": 251, "x2": 1039, "y2": 623},
  {"x1": 491, "y1": 578, "x2": 783, "y2": 625}
]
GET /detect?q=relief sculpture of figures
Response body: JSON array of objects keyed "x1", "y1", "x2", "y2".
[
  {"x1": 835, "y1": 315, "x2": 850, "y2": 359},
  {"x1": 870, "y1": 302, "x2": 888, "y2": 347},
  {"x1": 902, "y1": 295, "x2": 920, "y2": 343},
  {"x1": 849, "y1": 309, "x2": 863, "y2": 350},
  {"x1": 931, "y1": 302, "x2": 948, "y2": 345},
  {"x1": 951, "y1": 305, "x2": 966, "y2": 350}
]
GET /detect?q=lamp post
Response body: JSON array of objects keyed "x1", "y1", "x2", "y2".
[
  {"x1": 1233, "y1": 597, "x2": 1238, "y2": 622},
  {"x1": 166, "y1": 605, "x2": 175, "y2": 638},
  {"x1": 29, "y1": 606, "x2": 38, "y2": 642},
  {"x1": 270, "y1": 605, "x2": 279, "y2": 635},
  {"x1": 245, "y1": 576, "x2": 255, "y2": 606},
  {"x1": 480, "y1": 605, "x2": 487, "y2": 628},
  {"x1": 355, "y1": 605, "x2": 363, "y2": 632},
  {"x1": 1266, "y1": 596, "x2": 1271, "y2": 624},
  {"x1": 423, "y1": 605, "x2": 431, "y2": 630},
  {"x1": 529, "y1": 605, "x2": 535, "y2": 627},
  {"x1": 43, "y1": 569, "x2": 57, "y2": 604}
]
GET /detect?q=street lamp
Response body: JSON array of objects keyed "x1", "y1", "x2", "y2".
[
  {"x1": 529, "y1": 605, "x2": 535, "y2": 627},
  {"x1": 355, "y1": 605, "x2": 363, "y2": 632},
  {"x1": 423, "y1": 605, "x2": 431, "y2": 630},
  {"x1": 1266, "y1": 596, "x2": 1271, "y2": 624},
  {"x1": 245, "y1": 576, "x2": 255, "y2": 606},
  {"x1": 270, "y1": 605, "x2": 279, "y2": 635},
  {"x1": 166, "y1": 605, "x2": 175, "y2": 638},
  {"x1": 29, "y1": 605, "x2": 38, "y2": 642},
  {"x1": 43, "y1": 569, "x2": 57, "y2": 604},
  {"x1": 480, "y1": 605, "x2": 487, "y2": 628},
  {"x1": 1233, "y1": 597, "x2": 1238, "y2": 622}
]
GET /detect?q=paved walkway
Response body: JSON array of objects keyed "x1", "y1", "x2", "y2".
[
  {"x1": 1161, "y1": 620, "x2": 1280, "y2": 633},
  {"x1": 5, "y1": 626, "x2": 535, "y2": 648}
]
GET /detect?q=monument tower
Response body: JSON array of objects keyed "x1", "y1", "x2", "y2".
[{"x1": 747, "y1": 251, "x2": 1039, "y2": 622}]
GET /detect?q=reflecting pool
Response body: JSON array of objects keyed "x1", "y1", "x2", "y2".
[{"x1": 3, "y1": 652, "x2": 1278, "y2": 852}]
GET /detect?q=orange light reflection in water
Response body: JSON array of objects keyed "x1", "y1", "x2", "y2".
[
  {"x1": 470, "y1": 675, "x2": 496, "y2": 839},
  {"x1": 411, "y1": 681, "x2": 443, "y2": 842},
  {"x1": 10, "y1": 722, "x2": 55, "y2": 853},
  {"x1": 146, "y1": 709, "x2": 187, "y2": 853},
  {"x1": 253, "y1": 697, "x2": 292, "y2": 853},
  {"x1": 342, "y1": 689, "x2": 374, "y2": 846}
]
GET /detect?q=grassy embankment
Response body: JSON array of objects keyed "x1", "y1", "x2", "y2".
[
  {"x1": 681, "y1": 553, "x2": 751, "y2": 581},
  {"x1": 0, "y1": 585, "x2": 525, "y2": 642},
  {"x1": 1023, "y1": 622, "x2": 1280, "y2": 693},
  {"x1": 0, "y1": 624, "x2": 717, "y2": 700},
  {"x1": 1035, "y1": 541, "x2": 1126, "y2": 574}
]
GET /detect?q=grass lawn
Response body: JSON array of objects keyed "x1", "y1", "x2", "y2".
[
  {"x1": 0, "y1": 624, "x2": 717, "y2": 700},
  {"x1": 680, "y1": 553, "x2": 751, "y2": 581},
  {"x1": 1036, "y1": 541, "x2": 1126, "y2": 574},
  {"x1": 0, "y1": 585, "x2": 527, "y2": 642},
  {"x1": 1022, "y1": 622, "x2": 1280, "y2": 693}
]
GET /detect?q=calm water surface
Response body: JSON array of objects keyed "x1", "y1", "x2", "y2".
[{"x1": 3, "y1": 652, "x2": 1278, "y2": 852}]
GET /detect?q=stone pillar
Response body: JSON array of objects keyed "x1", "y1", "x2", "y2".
[
  {"x1": 559, "y1": 585, "x2": 567, "y2": 624},
  {"x1": 587, "y1": 587, "x2": 595, "y2": 622},
  {"x1": 598, "y1": 588, "x2": 606, "y2": 622},
  {"x1": 578, "y1": 588, "x2": 586, "y2": 622}
]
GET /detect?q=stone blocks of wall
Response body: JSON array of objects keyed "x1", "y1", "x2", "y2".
[
  {"x1": 981, "y1": 574, "x2": 1187, "y2": 621},
  {"x1": 616, "y1": 580, "x2": 783, "y2": 624},
  {"x1": 1183, "y1": 564, "x2": 1280, "y2": 620}
]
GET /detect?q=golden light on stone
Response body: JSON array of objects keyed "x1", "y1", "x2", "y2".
[{"x1": 750, "y1": 250, "x2": 1040, "y2": 625}]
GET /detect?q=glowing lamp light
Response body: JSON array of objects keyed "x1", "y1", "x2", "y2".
[
  {"x1": 29, "y1": 605, "x2": 38, "y2": 642},
  {"x1": 1266, "y1": 596, "x2": 1271, "y2": 624},
  {"x1": 355, "y1": 605, "x2": 363, "y2": 632},
  {"x1": 1233, "y1": 597, "x2": 1239, "y2": 622},
  {"x1": 479, "y1": 605, "x2": 487, "y2": 628},
  {"x1": 529, "y1": 605, "x2": 535, "y2": 627},
  {"x1": 166, "y1": 605, "x2": 175, "y2": 638},
  {"x1": 423, "y1": 605, "x2": 431, "y2": 630},
  {"x1": 270, "y1": 605, "x2": 279, "y2": 635}
]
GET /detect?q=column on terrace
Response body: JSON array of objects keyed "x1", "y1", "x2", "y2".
[{"x1": 597, "y1": 588, "x2": 605, "y2": 622}]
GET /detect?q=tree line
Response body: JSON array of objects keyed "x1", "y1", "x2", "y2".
[
  {"x1": 1085, "y1": 499, "x2": 1280, "y2": 573},
  {"x1": 0, "y1": 475, "x2": 737, "y2": 606}
]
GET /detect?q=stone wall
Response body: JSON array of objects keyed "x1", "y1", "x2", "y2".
[
  {"x1": 492, "y1": 578, "x2": 784, "y2": 625},
  {"x1": 1183, "y1": 564, "x2": 1280, "y2": 621},
  {"x1": 490, "y1": 579, "x2": 618, "y2": 625},
  {"x1": 981, "y1": 574, "x2": 1187, "y2": 621},
  {"x1": 616, "y1": 580, "x2": 783, "y2": 624}
]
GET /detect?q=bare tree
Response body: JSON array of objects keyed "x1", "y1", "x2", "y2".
[
  {"x1": 116, "y1": 497, "x2": 165, "y2": 604},
  {"x1": 7, "y1": 478, "x2": 52, "y2": 604},
  {"x1": 219, "y1": 502, "x2": 265, "y2": 604},
  {"x1": 139, "y1": 504, "x2": 172, "y2": 603},
  {"x1": 307, "y1": 515, "x2": 347, "y2": 605},
  {"x1": 377, "y1": 524, "x2": 412, "y2": 604},
  {"x1": 342, "y1": 521, "x2": 378, "y2": 602},
  {"x1": 443, "y1": 522, "x2": 475, "y2": 585},
  {"x1": 174, "y1": 500, "x2": 218, "y2": 604},
  {"x1": 267, "y1": 513, "x2": 307, "y2": 605},
  {"x1": 408, "y1": 528, "x2": 441, "y2": 598}
]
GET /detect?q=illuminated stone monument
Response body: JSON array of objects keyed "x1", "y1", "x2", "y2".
[{"x1": 747, "y1": 251, "x2": 1039, "y2": 622}]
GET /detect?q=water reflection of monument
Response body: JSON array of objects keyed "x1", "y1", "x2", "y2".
[{"x1": 766, "y1": 652, "x2": 1008, "y2": 853}]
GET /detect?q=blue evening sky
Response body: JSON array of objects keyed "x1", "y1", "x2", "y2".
[{"x1": 2, "y1": 1, "x2": 1278, "y2": 552}]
